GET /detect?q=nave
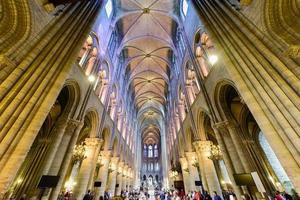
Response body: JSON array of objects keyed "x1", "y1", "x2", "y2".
[{"x1": 0, "y1": 0, "x2": 299, "y2": 200}]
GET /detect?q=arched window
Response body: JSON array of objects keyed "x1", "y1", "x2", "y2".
[
  {"x1": 195, "y1": 32, "x2": 217, "y2": 77},
  {"x1": 148, "y1": 145, "x2": 153, "y2": 158},
  {"x1": 155, "y1": 162, "x2": 159, "y2": 171},
  {"x1": 154, "y1": 144, "x2": 158, "y2": 157},
  {"x1": 182, "y1": 0, "x2": 188, "y2": 17},
  {"x1": 105, "y1": 0, "x2": 113, "y2": 18},
  {"x1": 259, "y1": 132, "x2": 293, "y2": 192},
  {"x1": 144, "y1": 144, "x2": 148, "y2": 157}
]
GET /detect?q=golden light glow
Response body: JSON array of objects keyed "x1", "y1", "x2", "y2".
[
  {"x1": 88, "y1": 75, "x2": 96, "y2": 82},
  {"x1": 208, "y1": 55, "x2": 218, "y2": 65}
]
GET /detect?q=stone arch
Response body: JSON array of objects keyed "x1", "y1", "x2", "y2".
[
  {"x1": 8, "y1": 84, "x2": 75, "y2": 198},
  {"x1": 111, "y1": 136, "x2": 119, "y2": 156},
  {"x1": 96, "y1": 60, "x2": 110, "y2": 103},
  {"x1": 101, "y1": 127, "x2": 111, "y2": 150},
  {"x1": 184, "y1": 127, "x2": 195, "y2": 151},
  {"x1": 214, "y1": 80, "x2": 241, "y2": 122},
  {"x1": 178, "y1": 134, "x2": 185, "y2": 157},
  {"x1": 213, "y1": 80, "x2": 295, "y2": 195},
  {"x1": 77, "y1": 110, "x2": 99, "y2": 143},
  {"x1": 0, "y1": 0, "x2": 31, "y2": 58},
  {"x1": 193, "y1": 29, "x2": 216, "y2": 77},
  {"x1": 63, "y1": 80, "x2": 81, "y2": 118},
  {"x1": 196, "y1": 109, "x2": 211, "y2": 140}
]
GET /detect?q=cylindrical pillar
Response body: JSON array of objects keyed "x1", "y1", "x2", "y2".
[
  {"x1": 194, "y1": 141, "x2": 222, "y2": 195},
  {"x1": 95, "y1": 150, "x2": 111, "y2": 199},
  {"x1": 115, "y1": 162, "x2": 124, "y2": 196},
  {"x1": 73, "y1": 138, "x2": 101, "y2": 199},
  {"x1": 49, "y1": 120, "x2": 84, "y2": 200},
  {"x1": 179, "y1": 157, "x2": 191, "y2": 193},
  {"x1": 106, "y1": 157, "x2": 119, "y2": 197},
  {"x1": 185, "y1": 152, "x2": 201, "y2": 191}
]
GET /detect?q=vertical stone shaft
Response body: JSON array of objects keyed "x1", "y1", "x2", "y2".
[{"x1": 73, "y1": 138, "x2": 101, "y2": 199}]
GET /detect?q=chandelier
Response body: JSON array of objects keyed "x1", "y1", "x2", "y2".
[
  {"x1": 170, "y1": 170, "x2": 178, "y2": 178},
  {"x1": 208, "y1": 144, "x2": 222, "y2": 160},
  {"x1": 72, "y1": 142, "x2": 87, "y2": 164}
]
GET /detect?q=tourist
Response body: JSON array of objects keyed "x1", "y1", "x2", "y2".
[
  {"x1": 179, "y1": 189, "x2": 185, "y2": 200},
  {"x1": 20, "y1": 194, "x2": 27, "y2": 200},
  {"x1": 104, "y1": 190, "x2": 110, "y2": 200},
  {"x1": 58, "y1": 191, "x2": 65, "y2": 200},
  {"x1": 213, "y1": 191, "x2": 222, "y2": 200},
  {"x1": 173, "y1": 191, "x2": 181, "y2": 200},
  {"x1": 204, "y1": 191, "x2": 212, "y2": 200},
  {"x1": 83, "y1": 190, "x2": 93, "y2": 200},
  {"x1": 195, "y1": 191, "x2": 201, "y2": 200},
  {"x1": 283, "y1": 192, "x2": 293, "y2": 200},
  {"x1": 275, "y1": 191, "x2": 284, "y2": 200}
]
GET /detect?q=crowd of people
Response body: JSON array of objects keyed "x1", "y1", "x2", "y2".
[{"x1": 7, "y1": 188, "x2": 299, "y2": 200}]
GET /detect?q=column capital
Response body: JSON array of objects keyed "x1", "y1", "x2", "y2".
[
  {"x1": 212, "y1": 120, "x2": 229, "y2": 130},
  {"x1": 213, "y1": 120, "x2": 238, "y2": 130},
  {"x1": 179, "y1": 157, "x2": 188, "y2": 167},
  {"x1": 185, "y1": 151, "x2": 197, "y2": 158},
  {"x1": 85, "y1": 137, "x2": 102, "y2": 146},
  {"x1": 118, "y1": 162, "x2": 125, "y2": 173},
  {"x1": 100, "y1": 150, "x2": 112, "y2": 158},
  {"x1": 193, "y1": 140, "x2": 212, "y2": 153},
  {"x1": 65, "y1": 119, "x2": 83, "y2": 135},
  {"x1": 110, "y1": 157, "x2": 120, "y2": 164}
]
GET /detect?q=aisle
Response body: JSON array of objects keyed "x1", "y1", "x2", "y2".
[{"x1": 148, "y1": 189, "x2": 155, "y2": 200}]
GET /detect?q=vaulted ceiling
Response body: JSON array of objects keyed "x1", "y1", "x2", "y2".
[{"x1": 115, "y1": 0, "x2": 179, "y2": 144}]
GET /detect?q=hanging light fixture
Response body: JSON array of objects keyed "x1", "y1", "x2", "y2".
[
  {"x1": 72, "y1": 142, "x2": 87, "y2": 164},
  {"x1": 208, "y1": 144, "x2": 222, "y2": 160}
]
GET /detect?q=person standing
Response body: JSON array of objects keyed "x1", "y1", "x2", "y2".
[
  {"x1": 204, "y1": 191, "x2": 212, "y2": 200},
  {"x1": 83, "y1": 190, "x2": 92, "y2": 200},
  {"x1": 275, "y1": 191, "x2": 283, "y2": 200},
  {"x1": 104, "y1": 190, "x2": 110, "y2": 200},
  {"x1": 213, "y1": 191, "x2": 222, "y2": 200},
  {"x1": 195, "y1": 191, "x2": 201, "y2": 200}
]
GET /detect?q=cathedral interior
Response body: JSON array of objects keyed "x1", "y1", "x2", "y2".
[{"x1": 0, "y1": 0, "x2": 299, "y2": 199}]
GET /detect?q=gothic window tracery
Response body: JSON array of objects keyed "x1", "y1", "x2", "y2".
[{"x1": 148, "y1": 145, "x2": 153, "y2": 158}]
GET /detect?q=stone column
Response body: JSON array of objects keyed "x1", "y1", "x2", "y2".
[
  {"x1": 122, "y1": 166, "x2": 128, "y2": 191},
  {"x1": 115, "y1": 162, "x2": 124, "y2": 196},
  {"x1": 95, "y1": 150, "x2": 111, "y2": 199},
  {"x1": 179, "y1": 157, "x2": 191, "y2": 192},
  {"x1": 49, "y1": 120, "x2": 84, "y2": 200},
  {"x1": 193, "y1": 0, "x2": 300, "y2": 192},
  {"x1": 225, "y1": 121, "x2": 252, "y2": 172},
  {"x1": 186, "y1": 85, "x2": 195, "y2": 103},
  {"x1": 194, "y1": 141, "x2": 222, "y2": 195},
  {"x1": 185, "y1": 152, "x2": 201, "y2": 191},
  {"x1": 46, "y1": 119, "x2": 79, "y2": 176},
  {"x1": 212, "y1": 125, "x2": 243, "y2": 199},
  {"x1": 213, "y1": 122, "x2": 244, "y2": 174},
  {"x1": 128, "y1": 169, "x2": 133, "y2": 189},
  {"x1": 106, "y1": 157, "x2": 119, "y2": 196},
  {"x1": 41, "y1": 115, "x2": 70, "y2": 175},
  {"x1": 73, "y1": 138, "x2": 101, "y2": 200},
  {"x1": 0, "y1": 1, "x2": 102, "y2": 197}
]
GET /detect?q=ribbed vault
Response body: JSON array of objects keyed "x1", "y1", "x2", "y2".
[{"x1": 116, "y1": 0, "x2": 178, "y2": 142}]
